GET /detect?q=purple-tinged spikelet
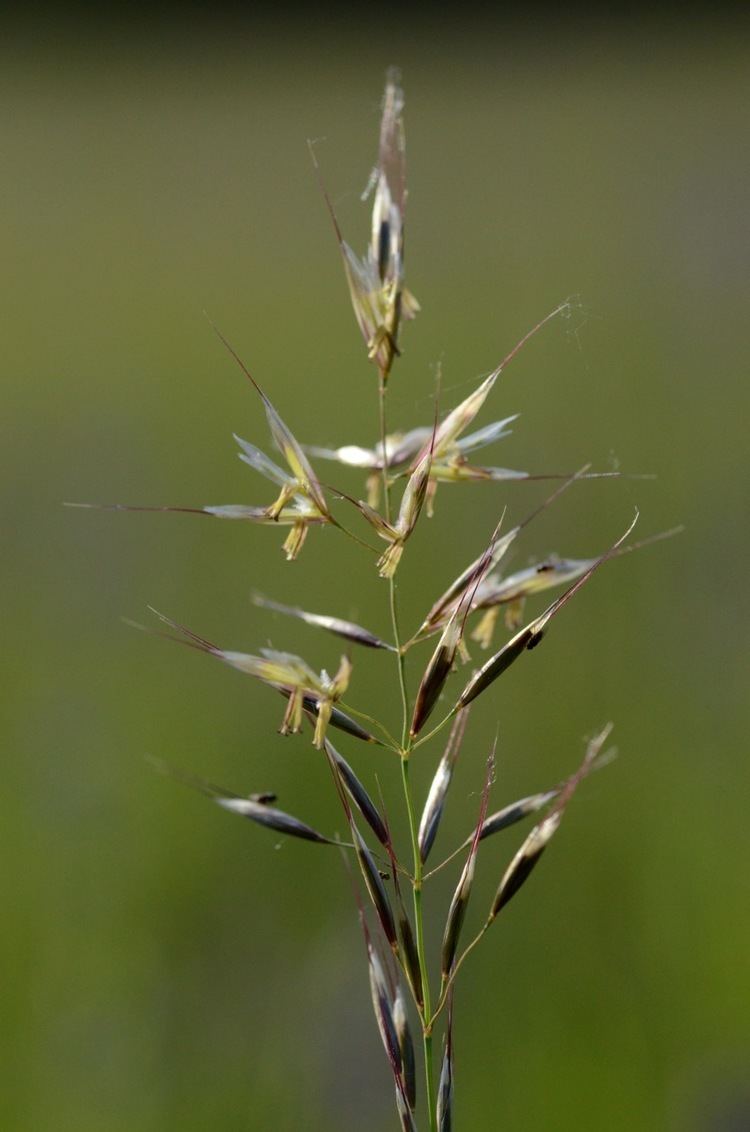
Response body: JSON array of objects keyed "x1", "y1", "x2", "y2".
[
  {"x1": 440, "y1": 748, "x2": 494, "y2": 979},
  {"x1": 456, "y1": 512, "x2": 639, "y2": 710},
  {"x1": 488, "y1": 726, "x2": 614, "y2": 920},
  {"x1": 417, "y1": 709, "x2": 470, "y2": 863}
]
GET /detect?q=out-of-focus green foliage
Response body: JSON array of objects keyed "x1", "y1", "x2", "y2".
[{"x1": 3, "y1": 18, "x2": 748, "y2": 1131}]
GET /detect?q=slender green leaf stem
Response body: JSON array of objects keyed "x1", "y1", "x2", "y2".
[
  {"x1": 432, "y1": 920, "x2": 491, "y2": 1022},
  {"x1": 379, "y1": 373, "x2": 438, "y2": 1132},
  {"x1": 422, "y1": 841, "x2": 469, "y2": 882},
  {"x1": 389, "y1": 584, "x2": 410, "y2": 746},
  {"x1": 411, "y1": 707, "x2": 459, "y2": 753},
  {"x1": 335, "y1": 699, "x2": 402, "y2": 753},
  {"x1": 400, "y1": 751, "x2": 437, "y2": 1130},
  {"x1": 328, "y1": 515, "x2": 380, "y2": 554}
]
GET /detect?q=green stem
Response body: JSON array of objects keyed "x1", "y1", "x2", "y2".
[
  {"x1": 421, "y1": 841, "x2": 468, "y2": 882},
  {"x1": 378, "y1": 373, "x2": 438, "y2": 1131},
  {"x1": 401, "y1": 753, "x2": 437, "y2": 1131},
  {"x1": 410, "y1": 706, "x2": 458, "y2": 753},
  {"x1": 432, "y1": 920, "x2": 491, "y2": 1023},
  {"x1": 389, "y1": 583, "x2": 410, "y2": 743},
  {"x1": 328, "y1": 515, "x2": 379, "y2": 555},
  {"x1": 378, "y1": 376, "x2": 410, "y2": 753},
  {"x1": 378, "y1": 377, "x2": 392, "y2": 524},
  {"x1": 336, "y1": 699, "x2": 401, "y2": 753}
]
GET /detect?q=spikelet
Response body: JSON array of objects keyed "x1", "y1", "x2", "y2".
[
  {"x1": 253, "y1": 592, "x2": 395, "y2": 651},
  {"x1": 456, "y1": 512, "x2": 639, "y2": 710},
  {"x1": 417, "y1": 710, "x2": 470, "y2": 863},
  {"x1": 487, "y1": 726, "x2": 614, "y2": 920},
  {"x1": 312, "y1": 70, "x2": 417, "y2": 384},
  {"x1": 148, "y1": 758, "x2": 335, "y2": 845},
  {"x1": 440, "y1": 747, "x2": 494, "y2": 980}
]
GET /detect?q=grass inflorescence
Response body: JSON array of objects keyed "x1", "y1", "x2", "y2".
[{"x1": 71, "y1": 68, "x2": 676, "y2": 1131}]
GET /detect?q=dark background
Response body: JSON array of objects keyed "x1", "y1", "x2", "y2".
[{"x1": 3, "y1": 10, "x2": 748, "y2": 1130}]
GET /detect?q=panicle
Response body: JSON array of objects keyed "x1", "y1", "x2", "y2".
[{"x1": 72, "y1": 73, "x2": 678, "y2": 1132}]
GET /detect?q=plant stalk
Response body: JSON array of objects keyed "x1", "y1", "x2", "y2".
[
  {"x1": 401, "y1": 751, "x2": 437, "y2": 1130},
  {"x1": 379, "y1": 372, "x2": 438, "y2": 1132}
]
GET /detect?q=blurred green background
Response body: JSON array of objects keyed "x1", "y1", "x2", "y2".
[{"x1": 3, "y1": 13, "x2": 749, "y2": 1131}]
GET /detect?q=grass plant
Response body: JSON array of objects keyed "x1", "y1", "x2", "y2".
[{"x1": 71, "y1": 69, "x2": 676, "y2": 1130}]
